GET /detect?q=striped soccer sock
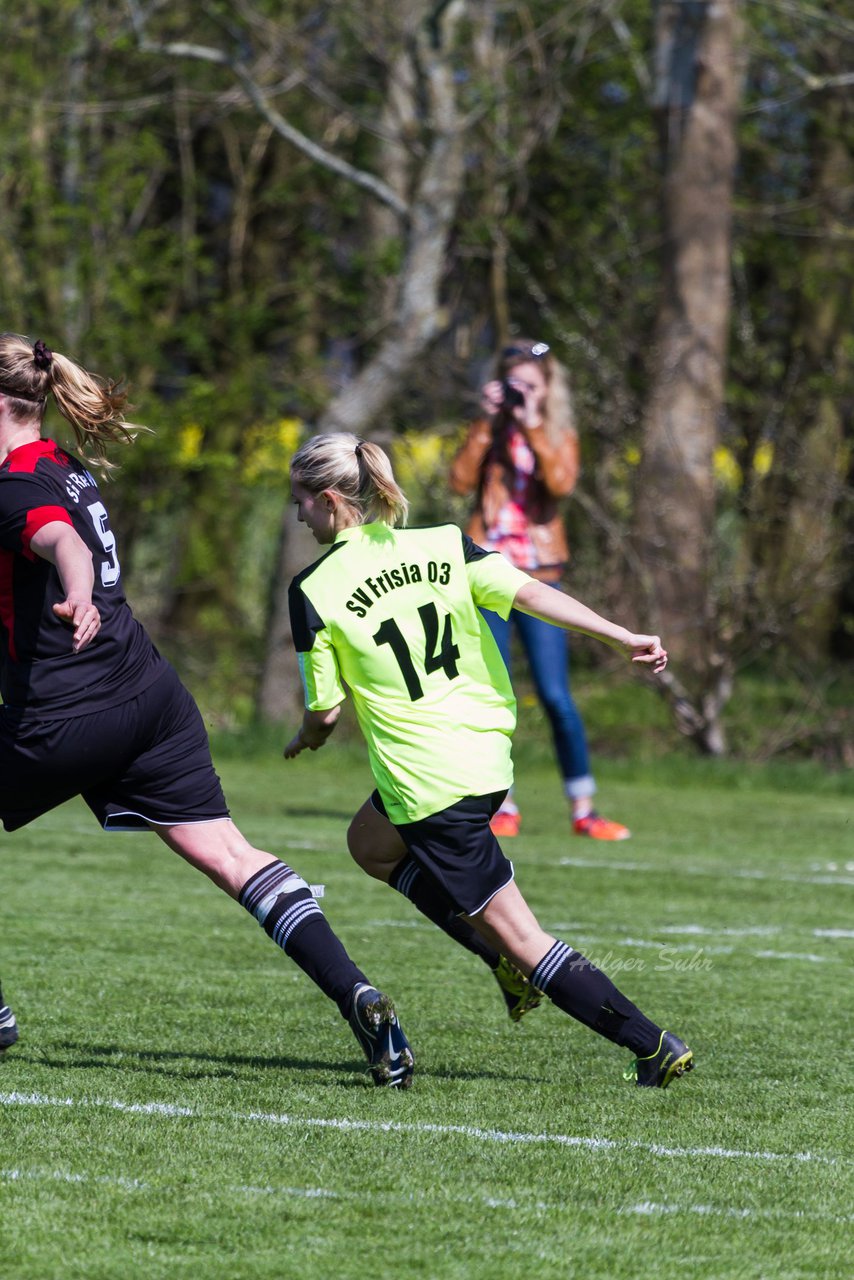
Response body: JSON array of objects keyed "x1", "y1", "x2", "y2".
[
  {"x1": 239, "y1": 860, "x2": 367, "y2": 1018},
  {"x1": 530, "y1": 940, "x2": 662, "y2": 1056},
  {"x1": 390, "y1": 853, "x2": 499, "y2": 968}
]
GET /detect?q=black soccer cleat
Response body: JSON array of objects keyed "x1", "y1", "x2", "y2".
[
  {"x1": 0, "y1": 1004, "x2": 19, "y2": 1054},
  {"x1": 348, "y1": 984, "x2": 414, "y2": 1088},
  {"x1": 624, "y1": 1030, "x2": 694, "y2": 1088}
]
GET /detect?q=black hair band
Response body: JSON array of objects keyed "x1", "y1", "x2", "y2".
[{"x1": 33, "y1": 340, "x2": 54, "y2": 371}]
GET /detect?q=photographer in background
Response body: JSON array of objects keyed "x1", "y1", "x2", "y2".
[{"x1": 449, "y1": 338, "x2": 630, "y2": 842}]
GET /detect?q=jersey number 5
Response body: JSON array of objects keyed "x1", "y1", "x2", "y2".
[
  {"x1": 373, "y1": 603, "x2": 460, "y2": 701},
  {"x1": 86, "y1": 501, "x2": 121, "y2": 587}
]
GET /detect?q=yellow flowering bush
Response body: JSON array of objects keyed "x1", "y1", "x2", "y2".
[
  {"x1": 177, "y1": 422, "x2": 205, "y2": 466},
  {"x1": 242, "y1": 417, "x2": 306, "y2": 484},
  {"x1": 393, "y1": 426, "x2": 469, "y2": 523}
]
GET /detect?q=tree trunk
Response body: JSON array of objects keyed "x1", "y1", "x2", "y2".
[
  {"x1": 748, "y1": 88, "x2": 853, "y2": 658},
  {"x1": 365, "y1": 17, "x2": 419, "y2": 328},
  {"x1": 256, "y1": 1, "x2": 468, "y2": 720},
  {"x1": 61, "y1": 1, "x2": 91, "y2": 352},
  {"x1": 633, "y1": 0, "x2": 741, "y2": 753}
]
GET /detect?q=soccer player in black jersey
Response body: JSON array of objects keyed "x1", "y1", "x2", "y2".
[{"x1": 0, "y1": 332, "x2": 412, "y2": 1088}]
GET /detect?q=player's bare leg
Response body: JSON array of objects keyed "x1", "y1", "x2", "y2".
[
  {"x1": 466, "y1": 880, "x2": 554, "y2": 975},
  {"x1": 347, "y1": 800, "x2": 540, "y2": 1021},
  {"x1": 347, "y1": 799, "x2": 406, "y2": 882},
  {"x1": 153, "y1": 817, "x2": 274, "y2": 897}
]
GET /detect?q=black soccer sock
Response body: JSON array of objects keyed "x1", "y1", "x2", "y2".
[
  {"x1": 239, "y1": 861, "x2": 367, "y2": 1018},
  {"x1": 390, "y1": 853, "x2": 499, "y2": 968},
  {"x1": 530, "y1": 941, "x2": 662, "y2": 1056}
]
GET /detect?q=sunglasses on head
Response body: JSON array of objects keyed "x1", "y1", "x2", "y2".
[{"x1": 501, "y1": 341, "x2": 550, "y2": 360}]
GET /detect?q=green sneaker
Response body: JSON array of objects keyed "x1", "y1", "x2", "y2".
[
  {"x1": 494, "y1": 956, "x2": 543, "y2": 1023},
  {"x1": 624, "y1": 1030, "x2": 694, "y2": 1088}
]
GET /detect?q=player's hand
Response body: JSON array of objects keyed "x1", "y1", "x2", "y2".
[
  {"x1": 624, "y1": 633, "x2": 668, "y2": 673},
  {"x1": 505, "y1": 376, "x2": 544, "y2": 432},
  {"x1": 53, "y1": 598, "x2": 101, "y2": 653},
  {"x1": 283, "y1": 728, "x2": 326, "y2": 759},
  {"x1": 283, "y1": 730, "x2": 307, "y2": 759},
  {"x1": 480, "y1": 380, "x2": 504, "y2": 416}
]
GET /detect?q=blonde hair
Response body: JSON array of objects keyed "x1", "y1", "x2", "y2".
[
  {"x1": 291, "y1": 433, "x2": 409, "y2": 527},
  {"x1": 496, "y1": 339, "x2": 576, "y2": 448},
  {"x1": 0, "y1": 333, "x2": 143, "y2": 468}
]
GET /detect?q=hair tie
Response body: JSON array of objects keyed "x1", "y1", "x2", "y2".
[
  {"x1": 33, "y1": 340, "x2": 53, "y2": 372},
  {"x1": 354, "y1": 440, "x2": 365, "y2": 457}
]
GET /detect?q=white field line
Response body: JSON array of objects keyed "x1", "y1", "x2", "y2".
[
  {"x1": 1, "y1": 1167, "x2": 146, "y2": 1191},
  {"x1": 364, "y1": 919, "x2": 427, "y2": 929},
  {"x1": 366, "y1": 919, "x2": 851, "y2": 944},
  {"x1": 364, "y1": 918, "x2": 845, "y2": 964},
  {"x1": 754, "y1": 950, "x2": 829, "y2": 962},
  {"x1": 0, "y1": 1091, "x2": 846, "y2": 1168},
  {"x1": 619, "y1": 1200, "x2": 854, "y2": 1225},
  {"x1": 565, "y1": 938, "x2": 831, "y2": 964},
  {"x1": 2, "y1": 1166, "x2": 852, "y2": 1226},
  {"x1": 557, "y1": 857, "x2": 854, "y2": 887},
  {"x1": 657, "y1": 925, "x2": 779, "y2": 936},
  {"x1": 653, "y1": 925, "x2": 853, "y2": 941}
]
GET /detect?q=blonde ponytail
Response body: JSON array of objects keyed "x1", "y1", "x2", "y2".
[
  {"x1": 355, "y1": 440, "x2": 409, "y2": 526},
  {"x1": 291, "y1": 433, "x2": 409, "y2": 527},
  {"x1": 0, "y1": 333, "x2": 145, "y2": 468}
]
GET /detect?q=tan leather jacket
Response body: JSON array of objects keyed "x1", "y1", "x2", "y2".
[{"x1": 449, "y1": 417, "x2": 580, "y2": 578}]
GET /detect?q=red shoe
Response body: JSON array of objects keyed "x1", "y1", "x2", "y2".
[
  {"x1": 573, "y1": 812, "x2": 631, "y2": 841},
  {"x1": 490, "y1": 807, "x2": 521, "y2": 837}
]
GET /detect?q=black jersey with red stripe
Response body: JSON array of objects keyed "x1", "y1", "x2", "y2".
[{"x1": 0, "y1": 439, "x2": 167, "y2": 718}]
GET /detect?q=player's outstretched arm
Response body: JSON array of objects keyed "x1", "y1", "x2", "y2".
[
  {"x1": 283, "y1": 703, "x2": 343, "y2": 759},
  {"x1": 512, "y1": 579, "x2": 668, "y2": 673},
  {"x1": 30, "y1": 521, "x2": 101, "y2": 653}
]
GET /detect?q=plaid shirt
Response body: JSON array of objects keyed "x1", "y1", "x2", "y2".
[{"x1": 480, "y1": 427, "x2": 540, "y2": 570}]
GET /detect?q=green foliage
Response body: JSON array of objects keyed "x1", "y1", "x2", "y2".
[
  {"x1": 392, "y1": 425, "x2": 470, "y2": 526},
  {"x1": 0, "y1": 0, "x2": 851, "y2": 724},
  {"x1": 507, "y1": 653, "x2": 854, "y2": 774}
]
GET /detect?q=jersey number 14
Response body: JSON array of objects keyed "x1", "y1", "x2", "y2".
[{"x1": 373, "y1": 603, "x2": 460, "y2": 701}]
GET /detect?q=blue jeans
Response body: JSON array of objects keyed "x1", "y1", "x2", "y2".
[{"x1": 482, "y1": 589, "x2": 595, "y2": 800}]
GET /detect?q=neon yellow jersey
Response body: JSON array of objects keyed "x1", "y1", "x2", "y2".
[{"x1": 289, "y1": 522, "x2": 532, "y2": 823}]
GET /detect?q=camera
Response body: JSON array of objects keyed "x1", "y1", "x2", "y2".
[{"x1": 501, "y1": 379, "x2": 525, "y2": 410}]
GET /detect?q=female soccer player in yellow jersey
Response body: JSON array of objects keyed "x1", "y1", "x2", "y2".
[{"x1": 285, "y1": 433, "x2": 695, "y2": 1089}]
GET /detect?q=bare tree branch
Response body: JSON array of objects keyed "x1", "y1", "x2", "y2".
[
  {"x1": 255, "y1": 0, "x2": 469, "y2": 718},
  {"x1": 789, "y1": 65, "x2": 854, "y2": 91},
  {"x1": 127, "y1": 6, "x2": 410, "y2": 217}
]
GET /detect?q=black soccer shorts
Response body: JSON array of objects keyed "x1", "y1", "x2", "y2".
[
  {"x1": 0, "y1": 663, "x2": 229, "y2": 832},
  {"x1": 371, "y1": 788, "x2": 514, "y2": 916}
]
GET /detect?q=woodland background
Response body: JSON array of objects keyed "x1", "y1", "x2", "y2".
[{"x1": 1, "y1": 1, "x2": 851, "y2": 762}]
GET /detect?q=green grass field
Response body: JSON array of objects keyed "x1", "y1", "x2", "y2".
[{"x1": 2, "y1": 741, "x2": 852, "y2": 1279}]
